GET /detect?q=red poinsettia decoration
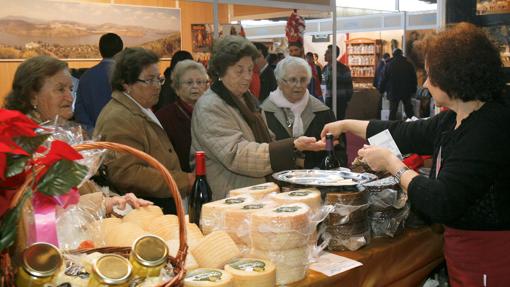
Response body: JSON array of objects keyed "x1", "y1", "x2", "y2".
[{"x1": 0, "y1": 108, "x2": 87, "y2": 252}]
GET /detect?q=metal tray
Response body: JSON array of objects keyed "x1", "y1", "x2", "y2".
[{"x1": 272, "y1": 169, "x2": 377, "y2": 187}]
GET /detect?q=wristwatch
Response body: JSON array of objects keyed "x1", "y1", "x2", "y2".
[{"x1": 394, "y1": 166, "x2": 411, "y2": 184}]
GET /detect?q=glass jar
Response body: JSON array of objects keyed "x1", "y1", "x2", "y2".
[
  {"x1": 88, "y1": 254, "x2": 132, "y2": 287},
  {"x1": 129, "y1": 235, "x2": 168, "y2": 278},
  {"x1": 15, "y1": 242, "x2": 63, "y2": 287}
]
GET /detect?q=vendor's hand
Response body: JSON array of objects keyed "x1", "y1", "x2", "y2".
[
  {"x1": 105, "y1": 193, "x2": 153, "y2": 214},
  {"x1": 320, "y1": 121, "x2": 345, "y2": 139},
  {"x1": 357, "y1": 145, "x2": 397, "y2": 172},
  {"x1": 294, "y1": 136, "x2": 325, "y2": 152}
]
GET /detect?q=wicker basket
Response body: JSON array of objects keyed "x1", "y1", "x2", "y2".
[{"x1": 0, "y1": 141, "x2": 188, "y2": 287}]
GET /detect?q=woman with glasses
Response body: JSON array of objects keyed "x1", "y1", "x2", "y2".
[
  {"x1": 261, "y1": 56, "x2": 346, "y2": 168},
  {"x1": 156, "y1": 60, "x2": 209, "y2": 173},
  {"x1": 191, "y1": 36, "x2": 323, "y2": 200},
  {"x1": 94, "y1": 47, "x2": 190, "y2": 214}
]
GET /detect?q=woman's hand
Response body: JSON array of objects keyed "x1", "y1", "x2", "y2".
[
  {"x1": 105, "y1": 193, "x2": 153, "y2": 214},
  {"x1": 357, "y1": 145, "x2": 398, "y2": 172},
  {"x1": 294, "y1": 136, "x2": 325, "y2": 152},
  {"x1": 320, "y1": 120, "x2": 369, "y2": 140},
  {"x1": 320, "y1": 121, "x2": 345, "y2": 139}
]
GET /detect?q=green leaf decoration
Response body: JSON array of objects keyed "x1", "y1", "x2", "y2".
[
  {"x1": 37, "y1": 159, "x2": 88, "y2": 196},
  {"x1": 0, "y1": 188, "x2": 32, "y2": 252},
  {"x1": 14, "y1": 134, "x2": 50, "y2": 155},
  {"x1": 5, "y1": 154, "x2": 29, "y2": 178}
]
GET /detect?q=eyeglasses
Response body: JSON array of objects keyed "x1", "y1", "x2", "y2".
[
  {"x1": 281, "y1": 77, "x2": 309, "y2": 86},
  {"x1": 181, "y1": 80, "x2": 208, "y2": 87},
  {"x1": 136, "y1": 77, "x2": 165, "y2": 86}
]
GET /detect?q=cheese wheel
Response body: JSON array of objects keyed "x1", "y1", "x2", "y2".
[
  {"x1": 223, "y1": 202, "x2": 274, "y2": 245},
  {"x1": 162, "y1": 223, "x2": 204, "y2": 248},
  {"x1": 87, "y1": 217, "x2": 122, "y2": 247},
  {"x1": 250, "y1": 203, "x2": 311, "y2": 250},
  {"x1": 191, "y1": 231, "x2": 241, "y2": 269},
  {"x1": 249, "y1": 246, "x2": 309, "y2": 285},
  {"x1": 105, "y1": 222, "x2": 147, "y2": 247},
  {"x1": 200, "y1": 196, "x2": 255, "y2": 235},
  {"x1": 228, "y1": 183, "x2": 279, "y2": 200},
  {"x1": 224, "y1": 258, "x2": 276, "y2": 287},
  {"x1": 184, "y1": 268, "x2": 233, "y2": 287},
  {"x1": 123, "y1": 205, "x2": 164, "y2": 227},
  {"x1": 269, "y1": 188, "x2": 321, "y2": 211},
  {"x1": 166, "y1": 239, "x2": 199, "y2": 270},
  {"x1": 144, "y1": 215, "x2": 179, "y2": 239}
]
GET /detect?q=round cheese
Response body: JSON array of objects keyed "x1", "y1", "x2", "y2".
[
  {"x1": 228, "y1": 183, "x2": 280, "y2": 200},
  {"x1": 224, "y1": 258, "x2": 276, "y2": 287},
  {"x1": 123, "y1": 205, "x2": 163, "y2": 227},
  {"x1": 200, "y1": 196, "x2": 255, "y2": 235},
  {"x1": 144, "y1": 215, "x2": 179, "y2": 239},
  {"x1": 162, "y1": 223, "x2": 204, "y2": 248},
  {"x1": 250, "y1": 203, "x2": 311, "y2": 250},
  {"x1": 166, "y1": 239, "x2": 199, "y2": 270},
  {"x1": 184, "y1": 268, "x2": 233, "y2": 287},
  {"x1": 249, "y1": 246, "x2": 309, "y2": 285},
  {"x1": 269, "y1": 188, "x2": 322, "y2": 211},
  {"x1": 105, "y1": 222, "x2": 147, "y2": 247},
  {"x1": 223, "y1": 202, "x2": 274, "y2": 245},
  {"x1": 191, "y1": 231, "x2": 241, "y2": 269}
]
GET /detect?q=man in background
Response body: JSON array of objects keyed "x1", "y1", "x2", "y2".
[
  {"x1": 74, "y1": 33, "x2": 123, "y2": 133},
  {"x1": 323, "y1": 44, "x2": 353, "y2": 120},
  {"x1": 253, "y1": 42, "x2": 277, "y2": 103}
]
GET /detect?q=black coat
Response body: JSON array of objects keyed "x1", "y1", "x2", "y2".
[
  {"x1": 259, "y1": 65, "x2": 278, "y2": 103},
  {"x1": 380, "y1": 55, "x2": 417, "y2": 101}
]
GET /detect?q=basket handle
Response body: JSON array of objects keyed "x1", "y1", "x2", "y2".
[{"x1": 73, "y1": 142, "x2": 188, "y2": 285}]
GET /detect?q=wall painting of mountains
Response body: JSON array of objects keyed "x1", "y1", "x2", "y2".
[{"x1": 0, "y1": 0, "x2": 181, "y2": 60}]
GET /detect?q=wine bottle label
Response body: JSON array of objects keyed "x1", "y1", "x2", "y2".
[
  {"x1": 188, "y1": 269, "x2": 223, "y2": 282},
  {"x1": 289, "y1": 191, "x2": 310, "y2": 197},
  {"x1": 275, "y1": 206, "x2": 301, "y2": 213},
  {"x1": 229, "y1": 259, "x2": 266, "y2": 272}
]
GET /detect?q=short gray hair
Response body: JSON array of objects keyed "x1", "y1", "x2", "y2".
[
  {"x1": 274, "y1": 56, "x2": 312, "y2": 83},
  {"x1": 171, "y1": 60, "x2": 208, "y2": 90}
]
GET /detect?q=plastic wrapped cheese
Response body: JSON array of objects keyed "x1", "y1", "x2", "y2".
[
  {"x1": 268, "y1": 188, "x2": 321, "y2": 212},
  {"x1": 104, "y1": 222, "x2": 147, "y2": 247},
  {"x1": 228, "y1": 182, "x2": 279, "y2": 200},
  {"x1": 249, "y1": 246, "x2": 310, "y2": 285},
  {"x1": 191, "y1": 231, "x2": 241, "y2": 269},
  {"x1": 144, "y1": 215, "x2": 179, "y2": 239},
  {"x1": 166, "y1": 239, "x2": 199, "y2": 270},
  {"x1": 184, "y1": 268, "x2": 233, "y2": 287},
  {"x1": 223, "y1": 202, "x2": 274, "y2": 245},
  {"x1": 200, "y1": 196, "x2": 255, "y2": 235},
  {"x1": 250, "y1": 203, "x2": 311, "y2": 250},
  {"x1": 224, "y1": 258, "x2": 276, "y2": 287},
  {"x1": 123, "y1": 205, "x2": 164, "y2": 227}
]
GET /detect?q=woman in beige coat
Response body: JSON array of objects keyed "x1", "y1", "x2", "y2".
[{"x1": 94, "y1": 48, "x2": 189, "y2": 214}]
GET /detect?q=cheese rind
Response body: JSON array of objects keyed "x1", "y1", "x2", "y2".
[
  {"x1": 123, "y1": 205, "x2": 164, "y2": 227},
  {"x1": 191, "y1": 231, "x2": 241, "y2": 269},
  {"x1": 249, "y1": 247, "x2": 310, "y2": 285},
  {"x1": 145, "y1": 215, "x2": 179, "y2": 239},
  {"x1": 224, "y1": 258, "x2": 276, "y2": 287},
  {"x1": 184, "y1": 268, "x2": 233, "y2": 287},
  {"x1": 223, "y1": 202, "x2": 273, "y2": 245},
  {"x1": 228, "y1": 183, "x2": 279, "y2": 200},
  {"x1": 268, "y1": 188, "x2": 322, "y2": 211},
  {"x1": 201, "y1": 196, "x2": 255, "y2": 235},
  {"x1": 166, "y1": 239, "x2": 199, "y2": 270}
]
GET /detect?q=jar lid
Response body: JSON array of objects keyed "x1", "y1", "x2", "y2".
[
  {"x1": 132, "y1": 235, "x2": 168, "y2": 267},
  {"x1": 22, "y1": 242, "x2": 63, "y2": 278},
  {"x1": 94, "y1": 254, "x2": 132, "y2": 284}
]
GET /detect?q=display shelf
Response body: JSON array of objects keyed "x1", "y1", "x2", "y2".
[{"x1": 347, "y1": 38, "x2": 381, "y2": 82}]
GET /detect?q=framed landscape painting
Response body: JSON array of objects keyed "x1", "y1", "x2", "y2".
[{"x1": 0, "y1": 0, "x2": 181, "y2": 60}]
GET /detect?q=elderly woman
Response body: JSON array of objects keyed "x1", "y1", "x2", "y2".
[
  {"x1": 322, "y1": 23, "x2": 510, "y2": 285},
  {"x1": 4, "y1": 55, "x2": 151, "y2": 214},
  {"x1": 94, "y1": 48, "x2": 189, "y2": 214},
  {"x1": 191, "y1": 36, "x2": 323, "y2": 200},
  {"x1": 261, "y1": 56, "x2": 346, "y2": 168},
  {"x1": 156, "y1": 60, "x2": 208, "y2": 173}
]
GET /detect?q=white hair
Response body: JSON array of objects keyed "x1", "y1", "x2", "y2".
[
  {"x1": 171, "y1": 59, "x2": 208, "y2": 90},
  {"x1": 274, "y1": 56, "x2": 312, "y2": 82}
]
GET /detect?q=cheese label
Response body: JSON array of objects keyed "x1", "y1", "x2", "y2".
[
  {"x1": 224, "y1": 197, "x2": 246, "y2": 204},
  {"x1": 242, "y1": 204, "x2": 264, "y2": 210},
  {"x1": 289, "y1": 191, "x2": 310, "y2": 197},
  {"x1": 229, "y1": 259, "x2": 266, "y2": 272},
  {"x1": 275, "y1": 206, "x2": 301, "y2": 213},
  {"x1": 187, "y1": 269, "x2": 223, "y2": 282},
  {"x1": 250, "y1": 184, "x2": 270, "y2": 190}
]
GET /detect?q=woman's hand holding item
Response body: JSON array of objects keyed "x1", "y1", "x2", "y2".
[
  {"x1": 294, "y1": 136, "x2": 325, "y2": 152},
  {"x1": 105, "y1": 193, "x2": 153, "y2": 215}
]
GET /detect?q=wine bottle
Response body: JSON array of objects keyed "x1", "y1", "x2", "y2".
[
  {"x1": 188, "y1": 151, "x2": 212, "y2": 225},
  {"x1": 321, "y1": 133, "x2": 340, "y2": 170}
]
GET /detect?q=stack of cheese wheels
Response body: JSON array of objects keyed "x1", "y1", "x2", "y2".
[
  {"x1": 248, "y1": 246, "x2": 310, "y2": 286},
  {"x1": 249, "y1": 203, "x2": 311, "y2": 285},
  {"x1": 200, "y1": 196, "x2": 255, "y2": 235},
  {"x1": 191, "y1": 231, "x2": 241, "y2": 269},
  {"x1": 223, "y1": 202, "x2": 274, "y2": 246},
  {"x1": 166, "y1": 239, "x2": 199, "y2": 270},
  {"x1": 268, "y1": 188, "x2": 322, "y2": 212},
  {"x1": 123, "y1": 205, "x2": 164, "y2": 227},
  {"x1": 228, "y1": 182, "x2": 279, "y2": 200},
  {"x1": 184, "y1": 268, "x2": 233, "y2": 287},
  {"x1": 224, "y1": 258, "x2": 276, "y2": 287},
  {"x1": 250, "y1": 203, "x2": 311, "y2": 250}
]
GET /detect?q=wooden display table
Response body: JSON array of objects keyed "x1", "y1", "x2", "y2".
[{"x1": 292, "y1": 226, "x2": 444, "y2": 287}]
